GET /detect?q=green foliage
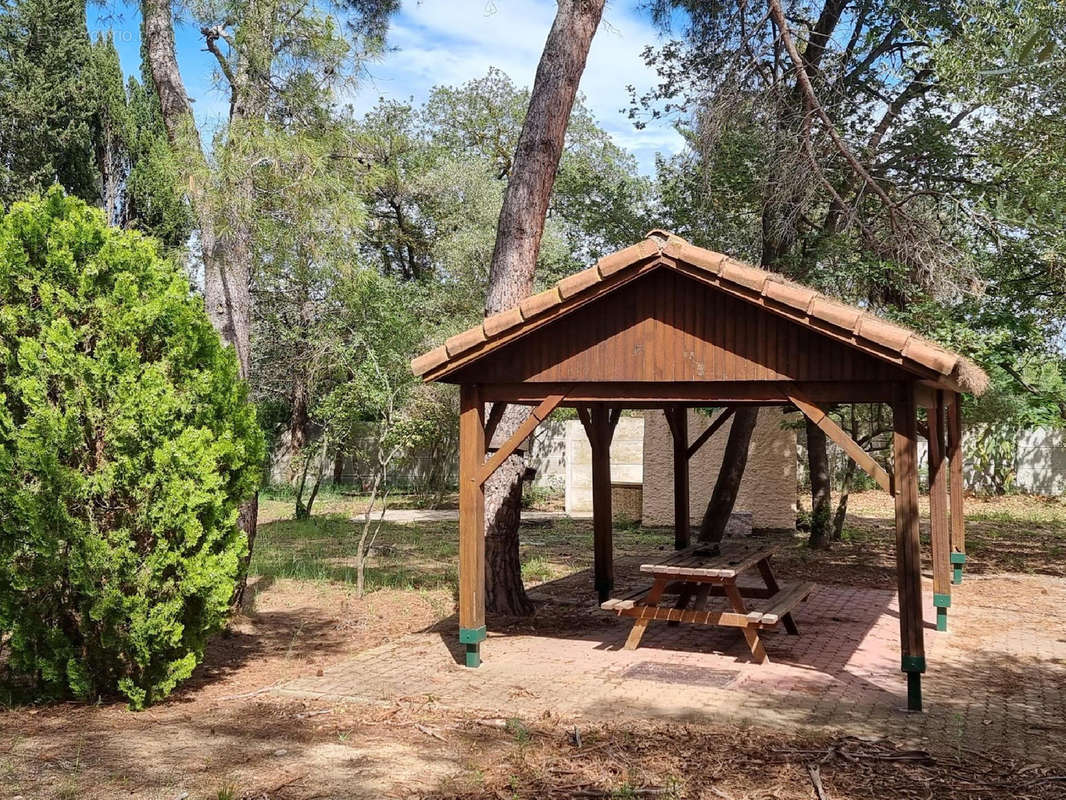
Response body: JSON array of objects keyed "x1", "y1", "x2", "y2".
[
  {"x1": 0, "y1": 5, "x2": 191, "y2": 249},
  {"x1": 358, "y1": 68, "x2": 651, "y2": 322},
  {"x1": 0, "y1": 0, "x2": 96, "y2": 205},
  {"x1": 120, "y1": 48, "x2": 194, "y2": 249},
  {"x1": 0, "y1": 190, "x2": 263, "y2": 707},
  {"x1": 643, "y1": 0, "x2": 1066, "y2": 427}
]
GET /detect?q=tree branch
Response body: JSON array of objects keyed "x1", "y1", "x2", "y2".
[
  {"x1": 201, "y1": 25, "x2": 238, "y2": 89},
  {"x1": 769, "y1": 0, "x2": 900, "y2": 225}
]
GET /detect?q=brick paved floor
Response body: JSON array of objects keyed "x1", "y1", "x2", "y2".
[{"x1": 278, "y1": 573, "x2": 1066, "y2": 761}]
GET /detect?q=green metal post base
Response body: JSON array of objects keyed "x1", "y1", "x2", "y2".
[
  {"x1": 933, "y1": 593, "x2": 950, "y2": 632},
  {"x1": 464, "y1": 643, "x2": 481, "y2": 668},
  {"x1": 459, "y1": 625, "x2": 486, "y2": 669},
  {"x1": 951, "y1": 552, "x2": 966, "y2": 585},
  {"x1": 902, "y1": 655, "x2": 925, "y2": 713},
  {"x1": 906, "y1": 672, "x2": 923, "y2": 712}
]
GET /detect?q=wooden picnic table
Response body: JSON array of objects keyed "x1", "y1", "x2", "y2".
[{"x1": 600, "y1": 541, "x2": 815, "y2": 663}]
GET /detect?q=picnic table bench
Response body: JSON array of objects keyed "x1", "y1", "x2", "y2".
[{"x1": 600, "y1": 541, "x2": 815, "y2": 663}]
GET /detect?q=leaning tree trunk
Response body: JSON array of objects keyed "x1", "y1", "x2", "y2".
[
  {"x1": 141, "y1": 0, "x2": 263, "y2": 605},
  {"x1": 806, "y1": 419, "x2": 832, "y2": 549},
  {"x1": 698, "y1": 408, "x2": 759, "y2": 542},
  {"x1": 481, "y1": 0, "x2": 605, "y2": 616}
]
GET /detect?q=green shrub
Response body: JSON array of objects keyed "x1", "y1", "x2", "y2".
[{"x1": 0, "y1": 189, "x2": 263, "y2": 708}]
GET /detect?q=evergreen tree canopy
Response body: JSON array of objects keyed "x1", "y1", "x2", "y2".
[
  {"x1": 0, "y1": 190, "x2": 263, "y2": 708},
  {"x1": 0, "y1": 0, "x2": 96, "y2": 204}
]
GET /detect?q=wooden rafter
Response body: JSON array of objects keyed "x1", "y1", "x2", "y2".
[
  {"x1": 477, "y1": 392, "x2": 566, "y2": 485},
  {"x1": 788, "y1": 390, "x2": 893, "y2": 495}
]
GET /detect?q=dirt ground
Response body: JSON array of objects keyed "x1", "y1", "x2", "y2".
[{"x1": 2, "y1": 492, "x2": 1065, "y2": 799}]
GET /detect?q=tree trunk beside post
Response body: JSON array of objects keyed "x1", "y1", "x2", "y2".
[
  {"x1": 698, "y1": 407, "x2": 759, "y2": 542},
  {"x1": 480, "y1": 0, "x2": 605, "y2": 616},
  {"x1": 807, "y1": 419, "x2": 832, "y2": 549}
]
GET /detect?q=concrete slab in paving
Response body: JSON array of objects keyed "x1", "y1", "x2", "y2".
[{"x1": 278, "y1": 574, "x2": 1066, "y2": 762}]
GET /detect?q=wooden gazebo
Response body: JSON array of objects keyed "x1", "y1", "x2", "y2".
[{"x1": 411, "y1": 231, "x2": 987, "y2": 711}]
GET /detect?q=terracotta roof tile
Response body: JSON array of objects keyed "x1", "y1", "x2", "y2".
[
  {"x1": 763, "y1": 279, "x2": 816, "y2": 313},
  {"x1": 557, "y1": 266, "x2": 601, "y2": 299},
  {"x1": 809, "y1": 297, "x2": 862, "y2": 332},
  {"x1": 857, "y1": 315, "x2": 913, "y2": 353},
  {"x1": 411, "y1": 345, "x2": 448, "y2": 377},
  {"x1": 720, "y1": 258, "x2": 769, "y2": 292},
  {"x1": 518, "y1": 287, "x2": 563, "y2": 319},
  {"x1": 675, "y1": 243, "x2": 726, "y2": 273},
  {"x1": 483, "y1": 306, "x2": 524, "y2": 338},
  {"x1": 903, "y1": 339, "x2": 957, "y2": 375},
  {"x1": 444, "y1": 325, "x2": 486, "y2": 358},
  {"x1": 410, "y1": 232, "x2": 988, "y2": 393},
  {"x1": 598, "y1": 239, "x2": 660, "y2": 277}
]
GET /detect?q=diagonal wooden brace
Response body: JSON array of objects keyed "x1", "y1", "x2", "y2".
[
  {"x1": 788, "y1": 389, "x2": 894, "y2": 495},
  {"x1": 477, "y1": 392, "x2": 567, "y2": 486},
  {"x1": 686, "y1": 407, "x2": 735, "y2": 459}
]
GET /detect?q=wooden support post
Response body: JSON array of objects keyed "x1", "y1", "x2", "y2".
[
  {"x1": 893, "y1": 396, "x2": 926, "y2": 711},
  {"x1": 666, "y1": 408, "x2": 690, "y2": 549},
  {"x1": 458, "y1": 384, "x2": 486, "y2": 667},
  {"x1": 581, "y1": 406, "x2": 617, "y2": 603},
  {"x1": 947, "y1": 392, "x2": 966, "y2": 584},
  {"x1": 928, "y1": 392, "x2": 951, "y2": 632}
]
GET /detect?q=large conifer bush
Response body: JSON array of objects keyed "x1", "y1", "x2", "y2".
[{"x1": 0, "y1": 190, "x2": 263, "y2": 708}]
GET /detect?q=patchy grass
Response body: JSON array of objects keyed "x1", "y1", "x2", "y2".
[
  {"x1": 250, "y1": 490, "x2": 1066, "y2": 601},
  {"x1": 788, "y1": 490, "x2": 1066, "y2": 583},
  {"x1": 249, "y1": 514, "x2": 460, "y2": 591},
  {"x1": 249, "y1": 512, "x2": 680, "y2": 598},
  {"x1": 3, "y1": 492, "x2": 1064, "y2": 799}
]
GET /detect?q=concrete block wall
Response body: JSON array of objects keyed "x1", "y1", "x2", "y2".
[
  {"x1": 527, "y1": 418, "x2": 568, "y2": 492},
  {"x1": 641, "y1": 407, "x2": 798, "y2": 530},
  {"x1": 564, "y1": 416, "x2": 645, "y2": 514}
]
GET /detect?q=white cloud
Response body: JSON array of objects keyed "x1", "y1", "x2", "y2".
[{"x1": 353, "y1": 1, "x2": 684, "y2": 173}]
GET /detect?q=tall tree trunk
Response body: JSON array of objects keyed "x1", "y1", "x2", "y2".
[
  {"x1": 141, "y1": 0, "x2": 261, "y2": 604},
  {"x1": 288, "y1": 375, "x2": 311, "y2": 482},
  {"x1": 831, "y1": 458, "x2": 856, "y2": 541},
  {"x1": 807, "y1": 419, "x2": 832, "y2": 549},
  {"x1": 698, "y1": 408, "x2": 759, "y2": 542},
  {"x1": 481, "y1": 0, "x2": 605, "y2": 615}
]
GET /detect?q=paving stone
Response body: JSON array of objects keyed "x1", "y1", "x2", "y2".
[{"x1": 277, "y1": 576, "x2": 1066, "y2": 763}]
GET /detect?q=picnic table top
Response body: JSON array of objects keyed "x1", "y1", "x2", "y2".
[{"x1": 639, "y1": 541, "x2": 781, "y2": 580}]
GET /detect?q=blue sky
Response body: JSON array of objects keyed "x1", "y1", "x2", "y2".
[{"x1": 87, "y1": 0, "x2": 684, "y2": 174}]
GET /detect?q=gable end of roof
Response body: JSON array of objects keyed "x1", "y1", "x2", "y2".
[{"x1": 411, "y1": 232, "x2": 989, "y2": 394}]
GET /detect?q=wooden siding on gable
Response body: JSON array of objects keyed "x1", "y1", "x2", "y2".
[{"x1": 451, "y1": 267, "x2": 908, "y2": 385}]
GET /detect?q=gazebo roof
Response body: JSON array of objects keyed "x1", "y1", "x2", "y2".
[{"x1": 411, "y1": 231, "x2": 987, "y2": 395}]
